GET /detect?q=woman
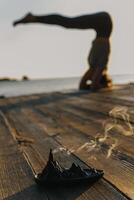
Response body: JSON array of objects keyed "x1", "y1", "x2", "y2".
[{"x1": 13, "y1": 11, "x2": 113, "y2": 90}]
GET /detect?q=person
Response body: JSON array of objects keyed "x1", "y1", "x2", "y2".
[{"x1": 13, "y1": 12, "x2": 113, "y2": 90}]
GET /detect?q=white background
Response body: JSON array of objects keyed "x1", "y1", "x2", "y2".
[{"x1": 0, "y1": 0, "x2": 134, "y2": 79}]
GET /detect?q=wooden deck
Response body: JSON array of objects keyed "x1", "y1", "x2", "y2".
[{"x1": 0, "y1": 83, "x2": 134, "y2": 200}]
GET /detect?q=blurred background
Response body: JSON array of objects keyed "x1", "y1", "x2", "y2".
[
  {"x1": 0, "y1": 0, "x2": 134, "y2": 96},
  {"x1": 1, "y1": 0, "x2": 134, "y2": 78}
]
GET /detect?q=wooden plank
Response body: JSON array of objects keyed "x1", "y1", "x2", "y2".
[
  {"x1": 87, "y1": 84, "x2": 134, "y2": 100},
  {"x1": 52, "y1": 92, "x2": 134, "y2": 123},
  {"x1": 77, "y1": 91, "x2": 134, "y2": 107},
  {"x1": 0, "y1": 83, "x2": 133, "y2": 112},
  {"x1": 52, "y1": 101, "x2": 134, "y2": 157},
  {"x1": 24, "y1": 102, "x2": 134, "y2": 159},
  {"x1": 0, "y1": 111, "x2": 48, "y2": 200},
  {"x1": 97, "y1": 84, "x2": 134, "y2": 101},
  {"x1": 3, "y1": 108, "x2": 130, "y2": 200},
  {"x1": 2, "y1": 109, "x2": 98, "y2": 200},
  {"x1": 26, "y1": 105, "x2": 134, "y2": 199},
  {"x1": 76, "y1": 95, "x2": 134, "y2": 118}
]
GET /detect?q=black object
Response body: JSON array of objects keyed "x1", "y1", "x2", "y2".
[{"x1": 35, "y1": 149, "x2": 104, "y2": 185}]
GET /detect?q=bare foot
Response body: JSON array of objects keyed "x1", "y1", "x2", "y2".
[{"x1": 13, "y1": 12, "x2": 35, "y2": 26}]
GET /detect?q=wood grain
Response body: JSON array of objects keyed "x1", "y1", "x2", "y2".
[
  {"x1": 0, "y1": 83, "x2": 133, "y2": 200},
  {"x1": 0, "y1": 112, "x2": 48, "y2": 200}
]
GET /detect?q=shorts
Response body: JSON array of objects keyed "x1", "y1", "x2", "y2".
[{"x1": 88, "y1": 37, "x2": 110, "y2": 69}]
